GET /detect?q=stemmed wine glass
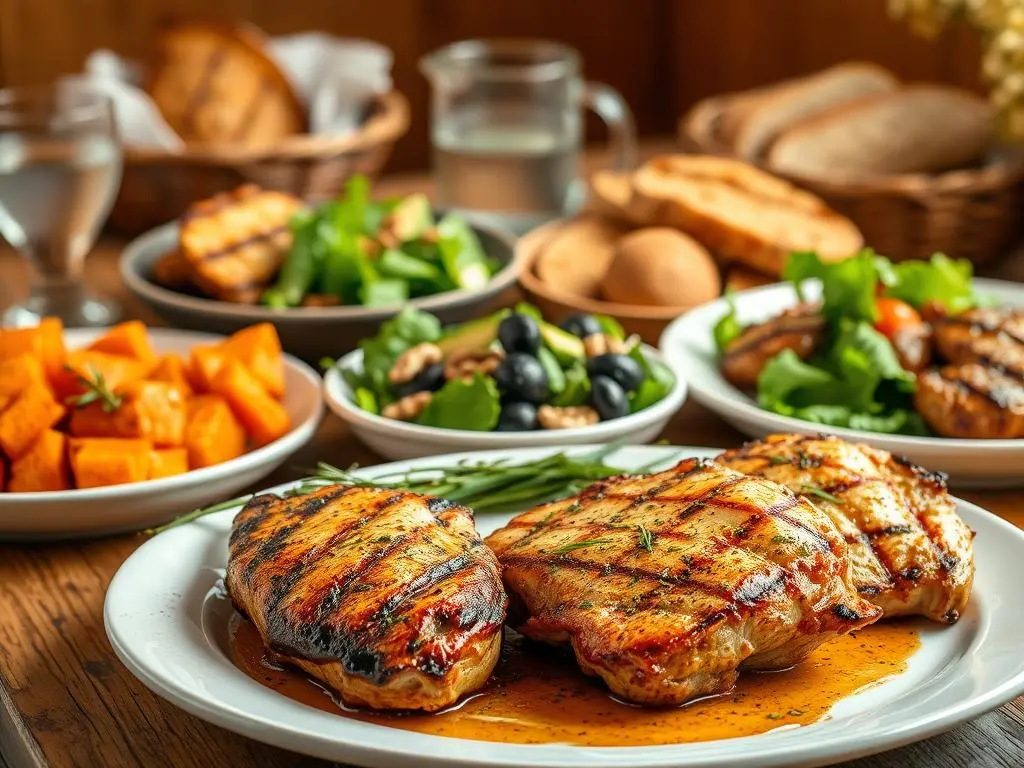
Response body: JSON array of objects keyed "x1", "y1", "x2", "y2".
[{"x1": 0, "y1": 81, "x2": 123, "y2": 327}]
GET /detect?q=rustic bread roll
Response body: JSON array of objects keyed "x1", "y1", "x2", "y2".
[
  {"x1": 767, "y1": 86, "x2": 995, "y2": 178},
  {"x1": 630, "y1": 155, "x2": 863, "y2": 276},
  {"x1": 534, "y1": 215, "x2": 632, "y2": 298},
  {"x1": 601, "y1": 227, "x2": 720, "y2": 308},
  {"x1": 148, "y1": 20, "x2": 307, "y2": 148},
  {"x1": 585, "y1": 170, "x2": 644, "y2": 224},
  {"x1": 730, "y1": 62, "x2": 898, "y2": 161}
]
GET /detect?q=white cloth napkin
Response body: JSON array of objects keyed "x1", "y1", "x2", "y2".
[{"x1": 70, "y1": 33, "x2": 393, "y2": 151}]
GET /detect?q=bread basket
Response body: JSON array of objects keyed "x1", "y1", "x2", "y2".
[
  {"x1": 681, "y1": 94, "x2": 1024, "y2": 265},
  {"x1": 109, "y1": 89, "x2": 410, "y2": 235}
]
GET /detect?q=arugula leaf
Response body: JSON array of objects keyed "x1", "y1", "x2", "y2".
[
  {"x1": 712, "y1": 289, "x2": 743, "y2": 352},
  {"x1": 358, "y1": 308, "x2": 442, "y2": 404},
  {"x1": 883, "y1": 253, "x2": 979, "y2": 314},
  {"x1": 626, "y1": 344, "x2": 675, "y2": 412},
  {"x1": 436, "y1": 215, "x2": 490, "y2": 290},
  {"x1": 552, "y1": 363, "x2": 591, "y2": 407},
  {"x1": 416, "y1": 373, "x2": 501, "y2": 431}
]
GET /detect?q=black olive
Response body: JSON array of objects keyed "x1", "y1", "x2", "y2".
[
  {"x1": 590, "y1": 375, "x2": 628, "y2": 420},
  {"x1": 493, "y1": 353, "x2": 549, "y2": 404},
  {"x1": 496, "y1": 401, "x2": 538, "y2": 431},
  {"x1": 498, "y1": 313, "x2": 541, "y2": 356},
  {"x1": 393, "y1": 363, "x2": 445, "y2": 398},
  {"x1": 587, "y1": 353, "x2": 644, "y2": 393},
  {"x1": 559, "y1": 313, "x2": 602, "y2": 339}
]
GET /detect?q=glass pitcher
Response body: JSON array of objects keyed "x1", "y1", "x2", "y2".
[{"x1": 420, "y1": 39, "x2": 636, "y2": 235}]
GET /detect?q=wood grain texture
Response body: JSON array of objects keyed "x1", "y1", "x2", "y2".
[
  {"x1": 0, "y1": 0, "x2": 989, "y2": 171},
  {"x1": 0, "y1": 162, "x2": 1022, "y2": 768}
]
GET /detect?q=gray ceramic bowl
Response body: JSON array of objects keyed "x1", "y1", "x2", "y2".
[{"x1": 119, "y1": 219, "x2": 520, "y2": 363}]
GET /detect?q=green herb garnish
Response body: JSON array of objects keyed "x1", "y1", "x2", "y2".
[
  {"x1": 637, "y1": 524, "x2": 655, "y2": 552},
  {"x1": 552, "y1": 538, "x2": 614, "y2": 554},
  {"x1": 64, "y1": 365, "x2": 123, "y2": 413},
  {"x1": 798, "y1": 483, "x2": 843, "y2": 505}
]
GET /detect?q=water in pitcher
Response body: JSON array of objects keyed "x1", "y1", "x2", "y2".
[{"x1": 433, "y1": 112, "x2": 584, "y2": 234}]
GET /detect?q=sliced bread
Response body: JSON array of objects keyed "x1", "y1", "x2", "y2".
[
  {"x1": 731, "y1": 62, "x2": 899, "y2": 161},
  {"x1": 630, "y1": 155, "x2": 863, "y2": 276},
  {"x1": 767, "y1": 85, "x2": 994, "y2": 178},
  {"x1": 584, "y1": 170, "x2": 643, "y2": 223}
]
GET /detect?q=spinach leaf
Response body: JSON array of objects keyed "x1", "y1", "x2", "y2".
[
  {"x1": 537, "y1": 347, "x2": 566, "y2": 394},
  {"x1": 416, "y1": 373, "x2": 501, "y2": 431},
  {"x1": 360, "y1": 279, "x2": 409, "y2": 307},
  {"x1": 378, "y1": 248, "x2": 441, "y2": 281},
  {"x1": 552, "y1": 363, "x2": 591, "y2": 407}
]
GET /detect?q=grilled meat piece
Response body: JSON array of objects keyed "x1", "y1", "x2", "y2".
[
  {"x1": 933, "y1": 307, "x2": 1024, "y2": 366},
  {"x1": 180, "y1": 184, "x2": 305, "y2": 303},
  {"x1": 485, "y1": 459, "x2": 880, "y2": 706},
  {"x1": 890, "y1": 321, "x2": 934, "y2": 373},
  {"x1": 717, "y1": 434, "x2": 974, "y2": 623},
  {"x1": 722, "y1": 304, "x2": 826, "y2": 389},
  {"x1": 915, "y1": 364, "x2": 1024, "y2": 439},
  {"x1": 226, "y1": 485, "x2": 507, "y2": 712}
]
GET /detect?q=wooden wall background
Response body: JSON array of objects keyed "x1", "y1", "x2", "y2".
[{"x1": 0, "y1": 0, "x2": 985, "y2": 171}]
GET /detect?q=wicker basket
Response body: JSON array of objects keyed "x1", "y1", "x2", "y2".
[
  {"x1": 680, "y1": 94, "x2": 1024, "y2": 265},
  {"x1": 108, "y1": 89, "x2": 410, "y2": 235}
]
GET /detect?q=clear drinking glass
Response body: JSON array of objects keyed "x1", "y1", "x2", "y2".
[
  {"x1": 421, "y1": 39, "x2": 636, "y2": 235},
  {"x1": 0, "y1": 82, "x2": 123, "y2": 327}
]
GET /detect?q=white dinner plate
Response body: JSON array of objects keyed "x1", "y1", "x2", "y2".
[
  {"x1": 659, "y1": 278, "x2": 1024, "y2": 488},
  {"x1": 104, "y1": 445, "x2": 1024, "y2": 768},
  {"x1": 0, "y1": 328, "x2": 323, "y2": 540}
]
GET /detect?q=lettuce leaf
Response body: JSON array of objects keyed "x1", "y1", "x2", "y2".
[
  {"x1": 712, "y1": 290, "x2": 743, "y2": 352},
  {"x1": 783, "y1": 249, "x2": 878, "y2": 323},
  {"x1": 883, "y1": 253, "x2": 978, "y2": 314}
]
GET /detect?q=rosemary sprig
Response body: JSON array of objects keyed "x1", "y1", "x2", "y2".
[
  {"x1": 637, "y1": 524, "x2": 654, "y2": 552},
  {"x1": 64, "y1": 364, "x2": 123, "y2": 413},
  {"x1": 551, "y1": 538, "x2": 614, "y2": 554},
  {"x1": 148, "y1": 443, "x2": 686, "y2": 535},
  {"x1": 799, "y1": 483, "x2": 843, "y2": 505}
]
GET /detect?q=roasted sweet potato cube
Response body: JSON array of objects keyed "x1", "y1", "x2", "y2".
[
  {"x1": 185, "y1": 395, "x2": 247, "y2": 469},
  {"x1": 210, "y1": 359, "x2": 291, "y2": 447},
  {"x1": 8, "y1": 430, "x2": 69, "y2": 492},
  {"x1": 0, "y1": 456, "x2": 7, "y2": 491},
  {"x1": 186, "y1": 346, "x2": 229, "y2": 394},
  {"x1": 220, "y1": 323, "x2": 285, "y2": 398},
  {"x1": 52, "y1": 350, "x2": 149, "y2": 401},
  {"x1": 68, "y1": 438, "x2": 152, "y2": 489},
  {"x1": 0, "y1": 388, "x2": 65, "y2": 460},
  {"x1": 0, "y1": 354, "x2": 49, "y2": 400},
  {"x1": 68, "y1": 381, "x2": 186, "y2": 447},
  {"x1": 87, "y1": 320, "x2": 157, "y2": 365},
  {"x1": 148, "y1": 354, "x2": 193, "y2": 397},
  {"x1": 0, "y1": 318, "x2": 66, "y2": 382},
  {"x1": 148, "y1": 447, "x2": 189, "y2": 480}
]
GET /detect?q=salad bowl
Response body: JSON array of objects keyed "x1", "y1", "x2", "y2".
[
  {"x1": 660, "y1": 277, "x2": 1024, "y2": 487},
  {"x1": 120, "y1": 217, "x2": 520, "y2": 364}
]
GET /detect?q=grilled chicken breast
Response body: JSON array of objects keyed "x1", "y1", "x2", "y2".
[
  {"x1": 916, "y1": 363, "x2": 1024, "y2": 439},
  {"x1": 933, "y1": 307, "x2": 1024, "y2": 366},
  {"x1": 485, "y1": 459, "x2": 880, "y2": 706},
  {"x1": 722, "y1": 304, "x2": 825, "y2": 389},
  {"x1": 227, "y1": 485, "x2": 507, "y2": 712},
  {"x1": 718, "y1": 434, "x2": 974, "y2": 623}
]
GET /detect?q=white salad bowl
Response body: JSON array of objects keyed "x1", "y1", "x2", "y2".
[
  {"x1": 323, "y1": 346, "x2": 687, "y2": 460},
  {"x1": 659, "y1": 278, "x2": 1024, "y2": 488},
  {"x1": 0, "y1": 328, "x2": 323, "y2": 540}
]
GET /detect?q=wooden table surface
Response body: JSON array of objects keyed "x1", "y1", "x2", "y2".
[{"x1": 2, "y1": 166, "x2": 1024, "y2": 768}]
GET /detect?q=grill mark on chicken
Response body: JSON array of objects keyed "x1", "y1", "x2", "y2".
[
  {"x1": 939, "y1": 314, "x2": 1024, "y2": 347},
  {"x1": 945, "y1": 368, "x2": 1023, "y2": 410}
]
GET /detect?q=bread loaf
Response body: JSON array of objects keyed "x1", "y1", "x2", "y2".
[
  {"x1": 534, "y1": 216, "x2": 632, "y2": 299},
  {"x1": 767, "y1": 86, "x2": 994, "y2": 178},
  {"x1": 730, "y1": 62, "x2": 898, "y2": 161},
  {"x1": 630, "y1": 155, "x2": 863, "y2": 276},
  {"x1": 585, "y1": 171, "x2": 642, "y2": 223}
]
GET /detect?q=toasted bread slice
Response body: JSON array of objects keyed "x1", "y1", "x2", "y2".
[
  {"x1": 152, "y1": 250, "x2": 194, "y2": 291},
  {"x1": 148, "y1": 20, "x2": 306, "y2": 147},
  {"x1": 730, "y1": 62, "x2": 898, "y2": 161},
  {"x1": 767, "y1": 86, "x2": 994, "y2": 178},
  {"x1": 631, "y1": 155, "x2": 863, "y2": 276},
  {"x1": 179, "y1": 184, "x2": 305, "y2": 304},
  {"x1": 534, "y1": 215, "x2": 633, "y2": 299}
]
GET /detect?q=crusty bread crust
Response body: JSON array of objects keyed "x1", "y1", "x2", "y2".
[{"x1": 629, "y1": 155, "x2": 863, "y2": 276}]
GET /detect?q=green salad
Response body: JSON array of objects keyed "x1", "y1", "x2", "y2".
[
  {"x1": 262, "y1": 175, "x2": 496, "y2": 309},
  {"x1": 337, "y1": 305, "x2": 676, "y2": 432},
  {"x1": 713, "y1": 250, "x2": 989, "y2": 436}
]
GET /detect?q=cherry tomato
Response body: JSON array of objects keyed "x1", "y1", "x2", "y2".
[{"x1": 874, "y1": 297, "x2": 922, "y2": 341}]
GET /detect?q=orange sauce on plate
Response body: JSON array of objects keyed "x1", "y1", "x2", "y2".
[{"x1": 229, "y1": 615, "x2": 919, "y2": 746}]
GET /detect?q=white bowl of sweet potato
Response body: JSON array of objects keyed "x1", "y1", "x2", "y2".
[{"x1": 0, "y1": 320, "x2": 322, "y2": 539}]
